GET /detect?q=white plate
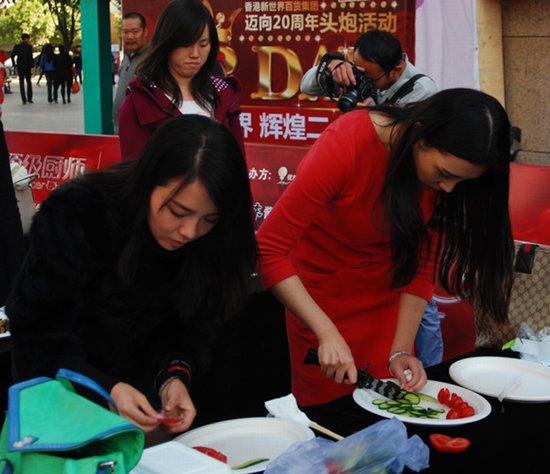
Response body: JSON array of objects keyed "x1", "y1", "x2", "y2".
[
  {"x1": 352, "y1": 379, "x2": 491, "y2": 426},
  {"x1": 131, "y1": 441, "x2": 230, "y2": 474},
  {"x1": 449, "y1": 356, "x2": 550, "y2": 403},
  {"x1": 175, "y1": 417, "x2": 315, "y2": 473}
]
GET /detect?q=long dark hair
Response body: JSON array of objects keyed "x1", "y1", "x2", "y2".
[
  {"x1": 371, "y1": 88, "x2": 514, "y2": 322},
  {"x1": 137, "y1": 0, "x2": 219, "y2": 112},
  {"x1": 42, "y1": 43, "x2": 54, "y2": 62},
  {"x1": 87, "y1": 115, "x2": 256, "y2": 319}
]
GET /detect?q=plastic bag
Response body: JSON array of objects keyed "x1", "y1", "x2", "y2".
[
  {"x1": 503, "y1": 322, "x2": 550, "y2": 366},
  {"x1": 264, "y1": 418, "x2": 429, "y2": 474}
]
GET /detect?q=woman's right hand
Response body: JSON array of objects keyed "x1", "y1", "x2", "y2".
[
  {"x1": 110, "y1": 382, "x2": 159, "y2": 433},
  {"x1": 317, "y1": 335, "x2": 357, "y2": 386}
]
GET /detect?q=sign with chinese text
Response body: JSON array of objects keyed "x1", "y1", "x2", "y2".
[{"x1": 6, "y1": 131, "x2": 120, "y2": 205}]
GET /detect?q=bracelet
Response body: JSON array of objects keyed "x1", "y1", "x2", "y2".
[{"x1": 388, "y1": 350, "x2": 410, "y2": 367}]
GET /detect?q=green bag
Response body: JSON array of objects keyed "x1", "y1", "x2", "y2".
[{"x1": 0, "y1": 369, "x2": 145, "y2": 473}]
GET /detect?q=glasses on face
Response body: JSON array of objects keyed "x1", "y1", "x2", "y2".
[{"x1": 366, "y1": 70, "x2": 388, "y2": 83}]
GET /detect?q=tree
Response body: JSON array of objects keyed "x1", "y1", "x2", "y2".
[
  {"x1": 0, "y1": 0, "x2": 55, "y2": 50},
  {"x1": 43, "y1": 0, "x2": 80, "y2": 50}
]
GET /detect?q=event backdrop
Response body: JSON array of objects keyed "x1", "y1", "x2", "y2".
[
  {"x1": 122, "y1": 0, "x2": 416, "y2": 147},
  {"x1": 120, "y1": 0, "x2": 417, "y2": 224}
]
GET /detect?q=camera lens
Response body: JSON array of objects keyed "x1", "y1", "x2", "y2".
[
  {"x1": 338, "y1": 90, "x2": 360, "y2": 112},
  {"x1": 337, "y1": 69, "x2": 374, "y2": 111}
]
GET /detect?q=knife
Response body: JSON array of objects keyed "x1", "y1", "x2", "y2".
[{"x1": 303, "y1": 348, "x2": 404, "y2": 400}]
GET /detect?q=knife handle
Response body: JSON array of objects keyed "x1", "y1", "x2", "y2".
[
  {"x1": 303, "y1": 348, "x2": 354, "y2": 382},
  {"x1": 303, "y1": 348, "x2": 321, "y2": 366}
]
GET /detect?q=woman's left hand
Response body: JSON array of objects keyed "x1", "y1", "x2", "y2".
[
  {"x1": 159, "y1": 378, "x2": 197, "y2": 433},
  {"x1": 389, "y1": 353, "x2": 427, "y2": 393}
]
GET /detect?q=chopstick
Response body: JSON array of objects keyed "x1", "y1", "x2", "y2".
[
  {"x1": 498, "y1": 376, "x2": 523, "y2": 402},
  {"x1": 308, "y1": 421, "x2": 344, "y2": 440}
]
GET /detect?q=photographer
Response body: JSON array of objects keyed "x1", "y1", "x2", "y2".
[{"x1": 301, "y1": 30, "x2": 437, "y2": 108}]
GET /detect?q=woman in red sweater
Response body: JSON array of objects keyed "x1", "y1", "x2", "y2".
[
  {"x1": 118, "y1": 0, "x2": 244, "y2": 160},
  {"x1": 257, "y1": 88, "x2": 515, "y2": 406}
]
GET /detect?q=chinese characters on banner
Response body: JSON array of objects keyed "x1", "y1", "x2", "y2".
[
  {"x1": 123, "y1": 0, "x2": 416, "y2": 224},
  {"x1": 6, "y1": 131, "x2": 121, "y2": 205}
]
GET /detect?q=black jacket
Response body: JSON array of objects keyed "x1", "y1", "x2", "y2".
[
  {"x1": 0, "y1": 121, "x2": 25, "y2": 306},
  {"x1": 6, "y1": 175, "x2": 222, "y2": 404},
  {"x1": 11, "y1": 41, "x2": 34, "y2": 72}
]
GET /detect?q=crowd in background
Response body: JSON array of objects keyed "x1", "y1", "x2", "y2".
[{"x1": 4, "y1": 32, "x2": 83, "y2": 106}]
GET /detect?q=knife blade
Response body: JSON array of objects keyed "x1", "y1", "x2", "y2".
[{"x1": 303, "y1": 348, "x2": 404, "y2": 400}]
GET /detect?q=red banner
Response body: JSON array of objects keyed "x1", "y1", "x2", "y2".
[
  {"x1": 6, "y1": 131, "x2": 120, "y2": 205},
  {"x1": 122, "y1": 0, "x2": 416, "y2": 147}
]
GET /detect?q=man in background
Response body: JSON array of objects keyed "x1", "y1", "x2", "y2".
[
  {"x1": 301, "y1": 29, "x2": 437, "y2": 106},
  {"x1": 11, "y1": 33, "x2": 34, "y2": 105},
  {"x1": 113, "y1": 12, "x2": 148, "y2": 134}
]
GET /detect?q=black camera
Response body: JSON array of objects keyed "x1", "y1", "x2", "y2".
[
  {"x1": 315, "y1": 54, "x2": 377, "y2": 112},
  {"x1": 338, "y1": 67, "x2": 375, "y2": 112}
]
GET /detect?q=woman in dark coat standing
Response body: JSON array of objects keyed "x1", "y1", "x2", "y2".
[
  {"x1": 0, "y1": 120, "x2": 25, "y2": 306},
  {"x1": 53, "y1": 44, "x2": 73, "y2": 104}
]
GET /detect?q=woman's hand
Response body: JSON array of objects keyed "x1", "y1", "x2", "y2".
[
  {"x1": 159, "y1": 378, "x2": 196, "y2": 433},
  {"x1": 318, "y1": 335, "x2": 358, "y2": 386},
  {"x1": 110, "y1": 382, "x2": 159, "y2": 433},
  {"x1": 389, "y1": 353, "x2": 427, "y2": 393}
]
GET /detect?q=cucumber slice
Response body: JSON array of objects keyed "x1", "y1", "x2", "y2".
[
  {"x1": 403, "y1": 392, "x2": 421, "y2": 405},
  {"x1": 231, "y1": 458, "x2": 270, "y2": 470}
]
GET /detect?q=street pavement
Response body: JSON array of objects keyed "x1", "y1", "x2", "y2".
[{"x1": 2, "y1": 76, "x2": 117, "y2": 134}]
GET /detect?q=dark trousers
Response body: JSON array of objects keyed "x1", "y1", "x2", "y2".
[
  {"x1": 18, "y1": 69, "x2": 32, "y2": 103},
  {"x1": 45, "y1": 72, "x2": 54, "y2": 103}
]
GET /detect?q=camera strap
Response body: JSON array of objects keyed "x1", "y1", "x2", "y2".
[
  {"x1": 386, "y1": 74, "x2": 426, "y2": 104},
  {"x1": 316, "y1": 53, "x2": 346, "y2": 100}
]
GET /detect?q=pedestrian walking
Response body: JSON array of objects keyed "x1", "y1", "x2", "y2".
[
  {"x1": 53, "y1": 45, "x2": 73, "y2": 104},
  {"x1": 11, "y1": 33, "x2": 34, "y2": 104},
  {"x1": 72, "y1": 45, "x2": 82, "y2": 84},
  {"x1": 39, "y1": 44, "x2": 55, "y2": 103}
]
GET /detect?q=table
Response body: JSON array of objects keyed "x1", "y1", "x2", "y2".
[{"x1": 303, "y1": 349, "x2": 550, "y2": 473}]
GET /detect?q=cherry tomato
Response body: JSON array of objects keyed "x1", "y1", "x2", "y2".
[
  {"x1": 446, "y1": 408, "x2": 462, "y2": 419},
  {"x1": 429, "y1": 434, "x2": 471, "y2": 453},
  {"x1": 193, "y1": 446, "x2": 228, "y2": 463},
  {"x1": 460, "y1": 406, "x2": 475, "y2": 418},
  {"x1": 450, "y1": 393, "x2": 464, "y2": 408},
  {"x1": 438, "y1": 388, "x2": 450, "y2": 405}
]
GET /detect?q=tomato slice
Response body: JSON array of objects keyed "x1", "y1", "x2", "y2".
[
  {"x1": 460, "y1": 406, "x2": 475, "y2": 418},
  {"x1": 437, "y1": 388, "x2": 450, "y2": 405},
  {"x1": 429, "y1": 434, "x2": 471, "y2": 453},
  {"x1": 446, "y1": 408, "x2": 462, "y2": 419},
  {"x1": 156, "y1": 416, "x2": 182, "y2": 425},
  {"x1": 193, "y1": 446, "x2": 228, "y2": 463}
]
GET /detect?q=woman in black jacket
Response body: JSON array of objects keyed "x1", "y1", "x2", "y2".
[
  {"x1": 0, "y1": 120, "x2": 25, "y2": 306},
  {"x1": 53, "y1": 44, "x2": 73, "y2": 103},
  {"x1": 7, "y1": 115, "x2": 257, "y2": 435}
]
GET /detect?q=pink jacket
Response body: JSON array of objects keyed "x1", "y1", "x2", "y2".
[{"x1": 118, "y1": 75, "x2": 245, "y2": 160}]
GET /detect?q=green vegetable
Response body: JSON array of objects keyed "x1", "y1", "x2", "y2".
[
  {"x1": 417, "y1": 392, "x2": 439, "y2": 404},
  {"x1": 371, "y1": 389, "x2": 445, "y2": 419},
  {"x1": 231, "y1": 457, "x2": 270, "y2": 470}
]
